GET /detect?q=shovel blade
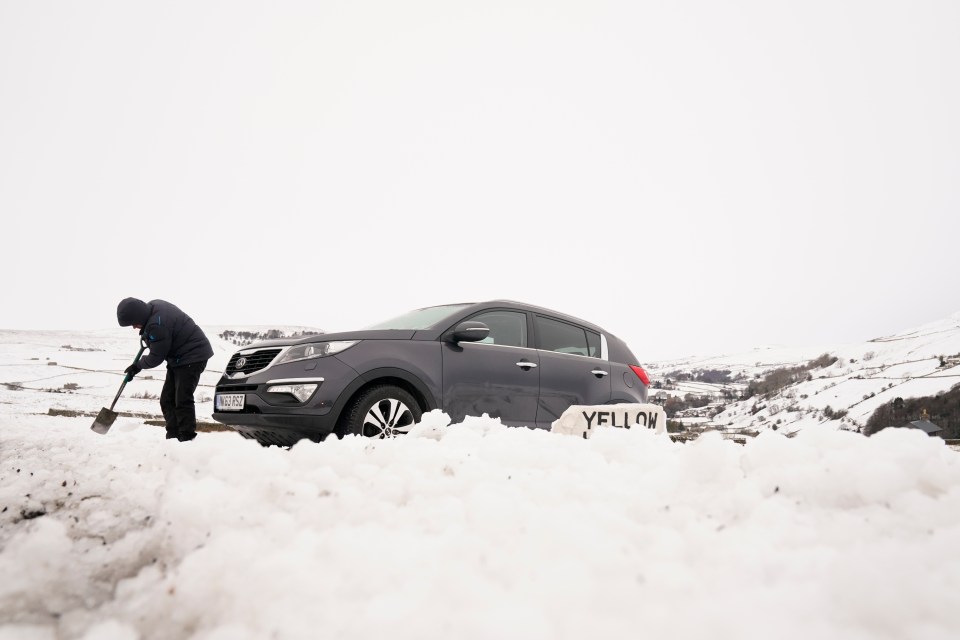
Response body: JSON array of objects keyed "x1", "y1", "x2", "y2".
[{"x1": 91, "y1": 408, "x2": 119, "y2": 434}]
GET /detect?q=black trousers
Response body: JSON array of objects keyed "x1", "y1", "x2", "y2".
[{"x1": 160, "y1": 359, "x2": 208, "y2": 441}]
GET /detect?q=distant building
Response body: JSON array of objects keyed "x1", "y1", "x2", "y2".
[{"x1": 899, "y1": 419, "x2": 943, "y2": 437}]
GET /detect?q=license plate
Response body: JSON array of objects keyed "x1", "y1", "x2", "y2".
[{"x1": 215, "y1": 393, "x2": 246, "y2": 411}]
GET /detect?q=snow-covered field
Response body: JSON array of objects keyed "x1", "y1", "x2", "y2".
[{"x1": 2, "y1": 330, "x2": 960, "y2": 639}]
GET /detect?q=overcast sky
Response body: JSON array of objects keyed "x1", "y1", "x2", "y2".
[{"x1": 2, "y1": 1, "x2": 958, "y2": 360}]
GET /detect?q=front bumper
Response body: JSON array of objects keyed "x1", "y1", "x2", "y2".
[
  {"x1": 212, "y1": 355, "x2": 358, "y2": 445},
  {"x1": 214, "y1": 413, "x2": 335, "y2": 446}
]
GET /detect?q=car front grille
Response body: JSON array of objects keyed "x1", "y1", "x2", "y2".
[
  {"x1": 216, "y1": 384, "x2": 258, "y2": 393},
  {"x1": 225, "y1": 348, "x2": 282, "y2": 376}
]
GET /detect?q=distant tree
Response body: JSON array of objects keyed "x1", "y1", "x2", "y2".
[
  {"x1": 666, "y1": 420, "x2": 686, "y2": 433},
  {"x1": 742, "y1": 354, "x2": 840, "y2": 401},
  {"x1": 693, "y1": 369, "x2": 733, "y2": 384},
  {"x1": 684, "y1": 393, "x2": 710, "y2": 409},
  {"x1": 823, "y1": 406, "x2": 847, "y2": 420},
  {"x1": 663, "y1": 396, "x2": 688, "y2": 418},
  {"x1": 809, "y1": 353, "x2": 839, "y2": 369},
  {"x1": 865, "y1": 388, "x2": 960, "y2": 437}
]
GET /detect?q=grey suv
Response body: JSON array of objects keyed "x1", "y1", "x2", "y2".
[{"x1": 212, "y1": 300, "x2": 650, "y2": 445}]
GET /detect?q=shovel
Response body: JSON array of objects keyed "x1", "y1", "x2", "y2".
[{"x1": 91, "y1": 343, "x2": 146, "y2": 435}]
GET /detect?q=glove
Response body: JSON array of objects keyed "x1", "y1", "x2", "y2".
[{"x1": 125, "y1": 364, "x2": 142, "y2": 379}]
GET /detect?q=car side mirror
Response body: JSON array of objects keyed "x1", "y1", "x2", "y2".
[{"x1": 446, "y1": 321, "x2": 490, "y2": 344}]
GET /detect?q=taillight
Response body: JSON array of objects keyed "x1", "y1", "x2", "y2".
[{"x1": 630, "y1": 365, "x2": 651, "y2": 386}]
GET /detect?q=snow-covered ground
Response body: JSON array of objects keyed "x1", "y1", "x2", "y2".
[
  {"x1": 0, "y1": 327, "x2": 314, "y2": 429},
  {"x1": 2, "y1": 329, "x2": 960, "y2": 639}
]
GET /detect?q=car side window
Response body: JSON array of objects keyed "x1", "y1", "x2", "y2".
[
  {"x1": 586, "y1": 330, "x2": 601, "y2": 358},
  {"x1": 535, "y1": 316, "x2": 593, "y2": 357},
  {"x1": 470, "y1": 311, "x2": 528, "y2": 348}
]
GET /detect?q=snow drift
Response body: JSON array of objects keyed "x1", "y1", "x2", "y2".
[{"x1": 2, "y1": 410, "x2": 959, "y2": 640}]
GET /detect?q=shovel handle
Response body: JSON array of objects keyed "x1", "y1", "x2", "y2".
[
  {"x1": 123, "y1": 342, "x2": 147, "y2": 382},
  {"x1": 110, "y1": 343, "x2": 147, "y2": 411}
]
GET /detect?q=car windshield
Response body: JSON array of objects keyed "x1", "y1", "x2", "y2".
[{"x1": 366, "y1": 303, "x2": 473, "y2": 330}]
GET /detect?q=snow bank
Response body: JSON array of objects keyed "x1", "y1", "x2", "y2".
[{"x1": 1, "y1": 413, "x2": 959, "y2": 640}]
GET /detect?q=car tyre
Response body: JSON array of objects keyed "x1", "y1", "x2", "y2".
[{"x1": 342, "y1": 385, "x2": 421, "y2": 438}]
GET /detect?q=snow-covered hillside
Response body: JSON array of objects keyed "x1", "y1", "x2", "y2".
[{"x1": 647, "y1": 312, "x2": 960, "y2": 435}]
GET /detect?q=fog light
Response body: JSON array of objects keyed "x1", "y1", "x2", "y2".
[{"x1": 266, "y1": 384, "x2": 317, "y2": 402}]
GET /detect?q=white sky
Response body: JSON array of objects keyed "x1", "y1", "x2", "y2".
[{"x1": 2, "y1": 0, "x2": 959, "y2": 360}]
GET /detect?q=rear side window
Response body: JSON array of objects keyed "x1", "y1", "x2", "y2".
[
  {"x1": 586, "y1": 330, "x2": 601, "y2": 358},
  {"x1": 535, "y1": 316, "x2": 596, "y2": 357},
  {"x1": 470, "y1": 311, "x2": 527, "y2": 348}
]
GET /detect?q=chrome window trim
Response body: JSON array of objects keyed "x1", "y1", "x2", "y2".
[
  {"x1": 535, "y1": 348, "x2": 601, "y2": 361},
  {"x1": 460, "y1": 342, "x2": 538, "y2": 352},
  {"x1": 265, "y1": 377, "x2": 326, "y2": 385},
  {"x1": 461, "y1": 326, "x2": 609, "y2": 361}
]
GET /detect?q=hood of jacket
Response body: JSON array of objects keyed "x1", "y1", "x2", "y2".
[{"x1": 117, "y1": 298, "x2": 151, "y2": 327}]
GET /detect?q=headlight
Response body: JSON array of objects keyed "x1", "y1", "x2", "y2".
[
  {"x1": 266, "y1": 384, "x2": 318, "y2": 402},
  {"x1": 274, "y1": 340, "x2": 359, "y2": 366}
]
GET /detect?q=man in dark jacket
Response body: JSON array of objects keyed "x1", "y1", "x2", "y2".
[{"x1": 117, "y1": 298, "x2": 215, "y2": 441}]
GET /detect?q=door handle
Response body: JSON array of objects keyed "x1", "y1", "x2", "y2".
[
  {"x1": 591, "y1": 369, "x2": 609, "y2": 378},
  {"x1": 516, "y1": 361, "x2": 538, "y2": 369}
]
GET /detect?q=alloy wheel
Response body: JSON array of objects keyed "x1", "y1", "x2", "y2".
[{"x1": 362, "y1": 398, "x2": 415, "y2": 438}]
